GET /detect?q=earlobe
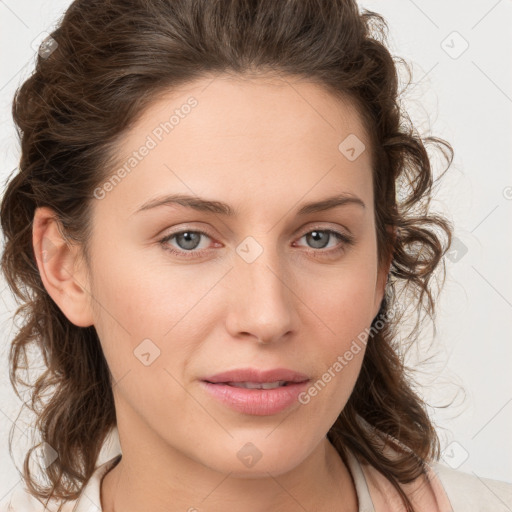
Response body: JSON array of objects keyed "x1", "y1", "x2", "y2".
[
  {"x1": 372, "y1": 226, "x2": 396, "y2": 319},
  {"x1": 32, "y1": 207, "x2": 94, "y2": 328}
]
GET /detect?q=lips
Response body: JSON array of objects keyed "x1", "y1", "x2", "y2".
[
  {"x1": 199, "y1": 367, "x2": 311, "y2": 415},
  {"x1": 201, "y1": 367, "x2": 310, "y2": 385},
  {"x1": 225, "y1": 381, "x2": 288, "y2": 389}
]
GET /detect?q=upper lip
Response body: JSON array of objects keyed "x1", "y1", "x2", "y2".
[{"x1": 202, "y1": 367, "x2": 310, "y2": 384}]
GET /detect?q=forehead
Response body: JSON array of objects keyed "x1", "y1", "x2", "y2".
[
  {"x1": 99, "y1": 74, "x2": 373, "y2": 216},
  {"x1": 131, "y1": 73, "x2": 368, "y2": 143}
]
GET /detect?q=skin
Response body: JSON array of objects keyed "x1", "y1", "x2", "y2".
[{"x1": 33, "y1": 73, "x2": 392, "y2": 512}]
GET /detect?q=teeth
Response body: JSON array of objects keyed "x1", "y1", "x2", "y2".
[{"x1": 227, "y1": 381, "x2": 287, "y2": 389}]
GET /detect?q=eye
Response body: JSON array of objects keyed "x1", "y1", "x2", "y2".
[
  {"x1": 159, "y1": 226, "x2": 355, "y2": 259},
  {"x1": 294, "y1": 228, "x2": 354, "y2": 255},
  {"x1": 159, "y1": 229, "x2": 214, "y2": 258}
]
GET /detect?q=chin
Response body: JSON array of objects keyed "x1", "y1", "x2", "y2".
[
  {"x1": 223, "y1": 459, "x2": 302, "y2": 479},
  {"x1": 201, "y1": 441, "x2": 309, "y2": 478}
]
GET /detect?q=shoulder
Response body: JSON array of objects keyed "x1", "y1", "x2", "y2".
[
  {"x1": 0, "y1": 454, "x2": 120, "y2": 512},
  {"x1": 0, "y1": 484, "x2": 76, "y2": 512},
  {"x1": 429, "y1": 461, "x2": 512, "y2": 512},
  {"x1": 350, "y1": 445, "x2": 512, "y2": 512}
]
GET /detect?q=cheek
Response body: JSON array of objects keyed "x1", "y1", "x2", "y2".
[
  {"x1": 305, "y1": 266, "x2": 378, "y2": 337},
  {"x1": 88, "y1": 248, "x2": 224, "y2": 378},
  {"x1": 296, "y1": 265, "x2": 377, "y2": 413}
]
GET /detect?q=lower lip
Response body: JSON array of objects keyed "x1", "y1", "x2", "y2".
[{"x1": 200, "y1": 380, "x2": 310, "y2": 416}]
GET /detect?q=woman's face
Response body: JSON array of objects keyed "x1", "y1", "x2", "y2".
[{"x1": 82, "y1": 74, "x2": 389, "y2": 476}]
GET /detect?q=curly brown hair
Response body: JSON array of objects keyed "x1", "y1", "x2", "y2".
[{"x1": 0, "y1": 1, "x2": 454, "y2": 511}]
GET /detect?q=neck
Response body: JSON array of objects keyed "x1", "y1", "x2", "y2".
[
  {"x1": 100, "y1": 407, "x2": 358, "y2": 512},
  {"x1": 101, "y1": 441, "x2": 358, "y2": 512}
]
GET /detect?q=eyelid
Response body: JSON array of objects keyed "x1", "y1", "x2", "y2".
[{"x1": 295, "y1": 222, "x2": 353, "y2": 239}]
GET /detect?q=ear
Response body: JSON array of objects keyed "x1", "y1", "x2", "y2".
[
  {"x1": 372, "y1": 225, "x2": 396, "y2": 319},
  {"x1": 32, "y1": 206, "x2": 94, "y2": 327}
]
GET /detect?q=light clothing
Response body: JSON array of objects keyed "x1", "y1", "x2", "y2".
[{"x1": 2, "y1": 426, "x2": 511, "y2": 511}]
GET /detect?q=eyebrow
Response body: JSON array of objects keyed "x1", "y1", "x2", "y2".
[{"x1": 133, "y1": 192, "x2": 366, "y2": 217}]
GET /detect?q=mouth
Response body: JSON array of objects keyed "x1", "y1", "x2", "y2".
[
  {"x1": 199, "y1": 367, "x2": 311, "y2": 415},
  {"x1": 203, "y1": 380, "x2": 302, "y2": 389},
  {"x1": 200, "y1": 377, "x2": 311, "y2": 416},
  {"x1": 201, "y1": 367, "x2": 310, "y2": 385}
]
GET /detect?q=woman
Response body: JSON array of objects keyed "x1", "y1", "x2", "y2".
[{"x1": 1, "y1": 1, "x2": 511, "y2": 511}]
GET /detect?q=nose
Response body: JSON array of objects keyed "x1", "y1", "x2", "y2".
[{"x1": 224, "y1": 239, "x2": 296, "y2": 345}]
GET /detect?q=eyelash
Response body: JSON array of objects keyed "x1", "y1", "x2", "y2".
[{"x1": 159, "y1": 226, "x2": 355, "y2": 260}]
